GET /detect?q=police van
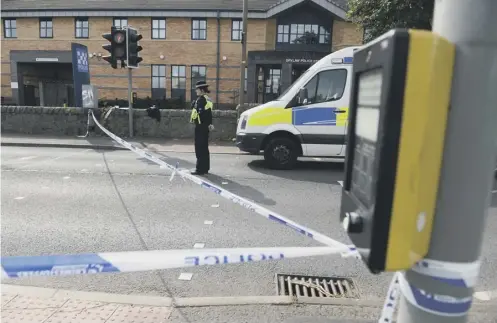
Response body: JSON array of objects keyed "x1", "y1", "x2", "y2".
[{"x1": 236, "y1": 46, "x2": 360, "y2": 169}]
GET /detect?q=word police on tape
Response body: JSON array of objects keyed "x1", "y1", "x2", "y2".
[{"x1": 1, "y1": 246, "x2": 347, "y2": 279}]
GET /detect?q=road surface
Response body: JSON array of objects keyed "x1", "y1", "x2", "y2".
[{"x1": 1, "y1": 146, "x2": 496, "y2": 318}]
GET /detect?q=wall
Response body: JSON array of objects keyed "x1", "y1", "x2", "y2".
[
  {"x1": 332, "y1": 21, "x2": 364, "y2": 51},
  {"x1": 0, "y1": 106, "x2": 238, "y2": 140}
]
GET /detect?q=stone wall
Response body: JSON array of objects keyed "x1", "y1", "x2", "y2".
[{"x1": 0, "y1": 106, "x2": 238, "y2": 140}]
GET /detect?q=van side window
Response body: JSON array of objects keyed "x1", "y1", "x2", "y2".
[{"x1": 302, "y1": 69, "x2": 347, "y2": 105}]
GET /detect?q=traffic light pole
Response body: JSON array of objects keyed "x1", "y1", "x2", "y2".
[
  {"x1": 238, "y1": 0, "x2": 248, "y2": 105},
  {"x1": 127, "y1": 67, "x2": 133, "y2": 138},
  {"x1": 396, "y1": 0, "x2": 497, "y2": 322}
]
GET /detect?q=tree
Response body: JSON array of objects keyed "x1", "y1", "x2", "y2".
[{"x1": 347, "y1": 0, "x2": 434, "y2": 42}]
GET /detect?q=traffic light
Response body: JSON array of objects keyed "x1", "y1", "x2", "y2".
[
  {"x1": 126, "y1": 27, "x2": 143, "y2": 68},
  {"x1": 339, "y1": 29, "x2": 455, "y2": 273},
  {"x1": 102, "y1": 27, "x2": 127, "y2": 69}
]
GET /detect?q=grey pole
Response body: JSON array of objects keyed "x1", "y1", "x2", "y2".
[
  {"x1": 397, "y1": 0, "x2": 497, "y2": 322},
  {"x1": 238, "y1": 0, "x2": 248, "y2": 105},
  {"x1": 127, "y1": 67, "x2": 134, "y2": 138}
]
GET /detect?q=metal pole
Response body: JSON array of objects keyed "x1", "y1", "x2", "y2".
[
  {"x1": 238, "y1": 0, "x2": 248, "y2": 105},
  {"x1": 127, "y1": 67, "x2": 133, "y2": 138},
  {"x1": 397, "y1": 0, "x2": 497, "y2": 322}
]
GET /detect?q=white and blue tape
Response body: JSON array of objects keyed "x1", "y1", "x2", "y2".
[
  {"x1": 1, "y1": 246, "x2": 346, "y2": 279},
  {"x1": 398, "y1": 272, "x2": 473, "y2": 317},
  {"x1": 412, "y1": 258, "x2": 481, "y2": 288}
]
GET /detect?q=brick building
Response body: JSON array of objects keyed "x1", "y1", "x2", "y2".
[{"x1": 1, "y1": 0, "x2": 363, "y2": 108}]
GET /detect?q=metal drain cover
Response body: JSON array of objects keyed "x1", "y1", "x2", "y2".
[{"x1": 275, "y1": 273, "x2": 359, "y2": 298}]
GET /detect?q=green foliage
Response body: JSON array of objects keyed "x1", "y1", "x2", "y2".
[{"x1": 347, "y1": 0, "x2": 434, "y2": 42}]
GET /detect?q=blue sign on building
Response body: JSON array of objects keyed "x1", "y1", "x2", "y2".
[{"x1": 71, "y1": 43, "x2": 91, "y2": 107}]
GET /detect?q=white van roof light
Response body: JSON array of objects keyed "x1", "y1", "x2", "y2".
[{"x1": 331, "y1": 56, "x2": 354, "y2": 64}]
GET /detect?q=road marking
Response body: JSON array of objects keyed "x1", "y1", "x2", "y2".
[
  {"x1": 193, "y1": 243, "x2": 205, "y2": 249},
  {"x1": 63, "y1": 176, "x2": 70, "y2": 180},
  {"x1": 14, "y1": 197, "x2": 25, "y2": 200},
  {"x1": 19, "y1": 156, "x2": 37, "y2": 161},
  {"x1": 211, "y1": 203, "x2": 219, "y2": 208},
  {"x1": 338, "y1": 181, "x2": 343, "y2": 187},
  {"x1": 474, "y1": 290, "x2": 497, "y2": 301},
  {"x1": 178, "y1": 273, "x2": 193, "y2": 281},
  {"x1": 204, "y1": 220, "x2": 213, "y2": 225},
  {"x1": 222, "y1": 182, "x2": 228, "y2": 185}
]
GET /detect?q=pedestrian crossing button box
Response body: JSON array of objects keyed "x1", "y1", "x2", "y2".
[{"x1": 339, "y1": 29, "x2": 455, "y2": 273}]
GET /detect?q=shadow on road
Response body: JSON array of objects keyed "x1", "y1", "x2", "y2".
[
  {"x1": 137, "y1": 153, "x2": 277, "y2": 206},
  {"x1": 247, "y1": 159, "x2": 344, "y2": 185}
]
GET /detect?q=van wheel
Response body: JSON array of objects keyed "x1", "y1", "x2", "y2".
[{"x1": 264, "y1": 137, "x2": 298, "y2": 170}]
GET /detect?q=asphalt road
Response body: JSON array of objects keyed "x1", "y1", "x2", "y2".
[{"x1": 2, "y1": 146, "x2": 497, "y2": 306}]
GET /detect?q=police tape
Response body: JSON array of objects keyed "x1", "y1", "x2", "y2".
[
  {"x1": 89, "y1": 110, "x2": 358, "y2": 258},
  {"x1": 397, "y1": 271, "x2": 473, "y2": 317},
  {"x1": 377, "y1": 272, "x2": 401, "y2": 323},
  {"x1": 0, "y1": 246, "x2": 347, "y2": 280},
  {"x1": 412, "y1": 259, "x2": 481, "y2": 288}
]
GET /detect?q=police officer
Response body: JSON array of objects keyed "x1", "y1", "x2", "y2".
[{"x1": 190, "y1": 80, "x2": 214, "y2": 175}]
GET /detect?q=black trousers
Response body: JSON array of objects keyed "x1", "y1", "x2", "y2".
[{"x1": 194, "y1": 124, "x2": 210, "y2": 173}]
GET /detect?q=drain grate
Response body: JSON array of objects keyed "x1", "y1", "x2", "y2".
[{"x1": 275, "y1": 273, "x2": 359, "y2": 298}]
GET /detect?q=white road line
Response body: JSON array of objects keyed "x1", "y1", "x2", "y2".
[
  {"x1": 204, "y1": 220, "x2": 213, "y2": 225},
  {"x1": 193, "y1": 243, "x2": 205, "y2": 249},
  {"x1": 63, "y1": 176, "x2": 70, "y2": 180},
  {"x1": 178, "y1": 273, "x2": 193, "y2": 281},
  {"x1": 474, "y1": 289, "x2": 497, "y2": 301},
  {"x1": 19, "y1": 156, "x2": 38, "y2": 161},
  {"x1": 211, "y1": 204, "x2": 219, "y2": 208},
  {"x1": 14, "y1": 197, "x2": 25, "y2": 200}
]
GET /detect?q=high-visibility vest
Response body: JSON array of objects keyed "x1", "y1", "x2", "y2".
[{"x1": 190, "y1": 95, "x2": 213, "y2": 124}]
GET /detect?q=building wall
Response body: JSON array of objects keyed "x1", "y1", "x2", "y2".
[{"x1": 1, "y1": 15, "x2": 362, "y2": 104}]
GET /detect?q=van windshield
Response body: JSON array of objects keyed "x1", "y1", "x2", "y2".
[{"x1": 274, "y1": 69, "x2": 311, "y2": 100}]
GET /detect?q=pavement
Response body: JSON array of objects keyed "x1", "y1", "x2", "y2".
[
  {"x1": 1, "y1": 135, "x2": 497, "y2": 322},
  {"x1": 2, "y1": 284, "x2": 496, "y2": 323},
  {"x1": 0, "y1": 134, "x2": 241, "y2": 154}
]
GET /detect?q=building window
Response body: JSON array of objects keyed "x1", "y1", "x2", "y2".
[
  {"x1": 244, "y1": 67, "x2": 247, "y2": 92},
  {"x1": 191, "y1": 65, "x2": 206, "y2": 99},
  {"x1": 277, "y1": 24, "x2": 330, "y2": 44},
  {"x1": 3, "y1": 19, "x2": 16, "y2": 38},
  {"x1": 113, "y1": 17, "x2": 128, "y2": 28},
  {"x1": 266, "y1": 69, "x2": 281, "y2": 94},
  {"x1": 277, "y1": 25, "x2": 289, "y2": 43},
  {"x1": 192, "y1": 19, "x2": 206, "y2": 40},
  {"x1": 75, "y1": 18, "x2": 89, "y2": 38},
  {"x1": 171, "y1": 65, "x2": 186, "y2": 89},
  {"x1": 152, "y1": 19, "x2": 166, "y2": 39},
  {"x1": 231, "y1": 19, "x2": 242, "y2": 41},
  {"x1": 39, "y1": 18, "x2": 53, "y2": 38},
  {"x1": 152, "y1": 65, "x2": 166, "y2": 89},
  {"x1": 191, "y1": 65, "x2": 206, "y2": 87}
]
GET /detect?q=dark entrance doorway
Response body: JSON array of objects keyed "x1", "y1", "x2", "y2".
[
  {"x1": 18, "y1": 62, "x2": 74, "y2": 106},
  {"x1": 291, "y1": 64, "x2": 311, "y2": 83},
  {"x1": 256, "y1": 65, "x2": 282, "y2": 104}
]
